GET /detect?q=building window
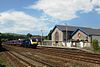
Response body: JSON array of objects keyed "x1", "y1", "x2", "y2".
[
  {"x1": 78, "y1": 33, "x2": 81, "y2": 39},
  {"x1": 85, "y1": 36, "x2": 88, "y2": 42},
  {"x1": 55, "y1": 31, "x2": 59, "y2": 41}
]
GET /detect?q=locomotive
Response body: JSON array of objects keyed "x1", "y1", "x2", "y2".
[{"x1": 4, "y1": 38, "x2": 41, "y2": 48}]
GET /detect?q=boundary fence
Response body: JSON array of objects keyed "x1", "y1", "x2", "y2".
[{"x1": 42, "y1": 40, "x2": 96, "y2": 48}]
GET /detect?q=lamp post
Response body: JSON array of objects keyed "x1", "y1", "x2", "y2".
[
  {"x1": 64, "y1": 23, "x2": 67, "y2": 46},
  {"x1": 66, "y1": 25, "x2": 67, "y2": 46},
  {"x1": 41, "y1": 30, "x2": 43, "y2": 45}
]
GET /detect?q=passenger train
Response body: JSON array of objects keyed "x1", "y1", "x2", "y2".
[{"x1": 4, "y1": 38, "x2": 42, "y2": 48}]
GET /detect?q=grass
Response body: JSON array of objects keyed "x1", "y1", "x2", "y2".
[
  {"x1": 0, "y1": 53, "x2": 6, "y2": 67},
  {"x1": 0, "y1": 52, "x2": 14, "y2": 67},
  {"x1": 94, "y1": 48, "x2": 100, "y2": 53}
]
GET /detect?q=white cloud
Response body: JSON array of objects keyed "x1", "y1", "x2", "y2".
[
  {"x1": 95, "y1": 8, "x2": 100, "y2": 14},
  {"x1": 0, "y1": 10, "x2": 49, "y2": 34},
  {"x1": 92, "y1": 0, "x2": 100, "y2": 14},
  {"x1": 29, "y1": 0, "x2": 100, "y2": 20},
  {"x1": 92, "y1": 0, "x2": 100, "y2": 6}
]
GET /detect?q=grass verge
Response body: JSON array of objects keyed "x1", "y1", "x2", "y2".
[{"x1": 0, "y1": 51, "x2": 13, "y2": 67}]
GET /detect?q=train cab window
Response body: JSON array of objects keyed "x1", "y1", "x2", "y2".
[{"x1": 32, "y1": 39, "x2": 36, "y2": 42}]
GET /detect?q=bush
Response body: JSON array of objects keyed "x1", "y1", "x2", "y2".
[{"x1": 92, "y1": 39, "x2": 99, "y2": 50}]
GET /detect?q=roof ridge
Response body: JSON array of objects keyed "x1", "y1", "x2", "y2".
[{"x1": 56, "y1": 25, "x2": 95, "y2": 29}]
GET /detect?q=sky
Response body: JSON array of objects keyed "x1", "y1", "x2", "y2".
[{"x1": 0, "y1": 0, "x2": 100, "y2": 35}]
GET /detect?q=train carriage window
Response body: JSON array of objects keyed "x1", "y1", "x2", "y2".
[{"x1": 36, "y1": 39, "x2": 38, "y2": 42}]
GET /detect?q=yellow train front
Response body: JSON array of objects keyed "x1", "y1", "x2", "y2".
[{"x1": 29, "y1": 38, "x2": 41, "y2": 48}]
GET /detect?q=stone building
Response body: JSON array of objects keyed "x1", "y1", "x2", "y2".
[{"x1": 50, "y1": 25, "x2": 100, "y2": 47}]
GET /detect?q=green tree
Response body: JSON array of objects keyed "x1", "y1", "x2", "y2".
[
  {"x1": 92, "y1": 39, "x2": 99, "y2": 51},
  {"x1": 27, "y1": 33, "x2": 32, "y2": 38},
  {"x1": 0, "y1": 33, "x2": 2, "y2": 47},
  {"x1": 0, "y1": 33, "x2": 27, "y2": 41}
]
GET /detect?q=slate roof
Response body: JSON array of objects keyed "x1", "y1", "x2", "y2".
[{"x1": 56, "y1": 25, "x2": 100, "y2": 36}]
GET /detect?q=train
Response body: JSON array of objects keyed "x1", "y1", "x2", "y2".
[{"x1": 4, "y1": 38, "x2": 42, "y2": 48}]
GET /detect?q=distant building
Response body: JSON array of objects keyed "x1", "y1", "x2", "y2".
[
  {"x1": 49, "y1": 25, "x2": 100, "y2": 47},
  {"x1": 72, "y1": 28, "x2": 100, "y2": 43}
]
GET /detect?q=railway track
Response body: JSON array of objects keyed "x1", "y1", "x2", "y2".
[
  {"x1": 3, "y1": 45, "x2": 100, "y2": 67},
  {"x1": 5, "y1": 51, "x2": 53, "y2": 67},
  {"x1": 5, "y1": 51, "x2": 32, "y2": 67},
  {"x1": 4, "y1": 45, "x2": 65, "y2": 67},
  {"x1": 37, "y1": 47, "x2": 100, "y2": 64},
  {"x1": 25, "y1": 46, "x2": 100, "y2": 65},
  {"x1": 4, "y1": 45, "x2": 69, "y2": 67}
]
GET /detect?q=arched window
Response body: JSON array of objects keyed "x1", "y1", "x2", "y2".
[
  {"x1": 55, "y1": 31, "x2": 59, "y2": 41},
  {"x1": 85, "y1": 36, "x2": 88, "y2": 42}
]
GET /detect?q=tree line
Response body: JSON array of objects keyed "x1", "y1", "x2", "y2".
[
  {"x1": 0, "y1": 33, "x2": 27, "y2": 42},
  {"x1": 0, "y1": 32, "x2": 47, "y2": 43}
]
